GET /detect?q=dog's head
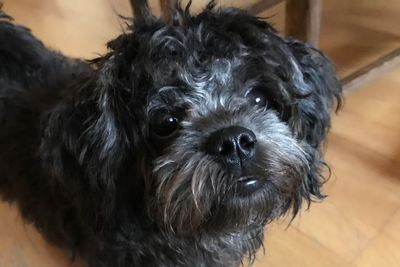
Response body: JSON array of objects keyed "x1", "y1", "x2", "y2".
[{"x1": 41, "y1": 1, "x2": 342, "y2": 237}]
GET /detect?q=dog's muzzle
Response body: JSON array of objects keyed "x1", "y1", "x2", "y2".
[{"x1": 204, "y1": 126, "x2": 263, "y2": 195}]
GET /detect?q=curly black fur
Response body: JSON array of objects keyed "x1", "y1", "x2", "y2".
[{"x1": 0, "y1": 2, "x2": 342, "y2": 266}]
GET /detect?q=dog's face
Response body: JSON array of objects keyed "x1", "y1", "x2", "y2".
[
  {"x1": 42, "y1": 5, "x2": 341, "y2": 237},
  {"x1": 144, "y1": 23, "x2": 315, "y2": 234}
]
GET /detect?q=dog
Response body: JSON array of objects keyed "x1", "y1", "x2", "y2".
[{"x1": 0, "y1": 1, "x2": 342, "y2": 266}]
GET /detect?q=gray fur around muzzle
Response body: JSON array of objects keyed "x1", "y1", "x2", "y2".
[{"x1": 151, "y1": 100, "x2": 311, "y2": 234}]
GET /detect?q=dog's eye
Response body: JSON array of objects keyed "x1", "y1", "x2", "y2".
[
  {"x1": 150, "y1": 109, "x2": 180, "y2": 138},
  {"x1": 247, "y1": 87, "x2": 267, "y2": 108}
]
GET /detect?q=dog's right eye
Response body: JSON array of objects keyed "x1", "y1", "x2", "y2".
[
  {"x1": 150, "y1": 109, "x2": 180, "y2": 138},
  {"x1": 247, "y1": 87, "x2": 267, "y2": 108}
]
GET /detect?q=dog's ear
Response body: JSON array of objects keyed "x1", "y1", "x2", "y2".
[
  {"x1": 39, "y1": 62, "x2": 140, "y2": 225},
  {"x1": 40, "y1": 54, "x2": 141, "y2": 196},
  {"x1": 284, "y1": 40, "x2": 342, "y2": 205},
  {"x1": 286, "y1": 40, "x2": 342, "y2": 148}
]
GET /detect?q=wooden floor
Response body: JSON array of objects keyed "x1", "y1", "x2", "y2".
[{"x1": 1, "y1": 0, "x2": 400, "y2": 266}]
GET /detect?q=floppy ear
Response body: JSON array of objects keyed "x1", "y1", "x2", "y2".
[
  {"x1": 286, "y1": 40, "x2": 342, "y2": 148},
  {"x1": 39, "y1": 49, "x2": 143, "y2": 203},
  {"x1": 284, "y1": 40, "x2": 343, "y2": 204}
]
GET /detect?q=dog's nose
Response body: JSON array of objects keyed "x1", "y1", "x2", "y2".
[{"x1": 205, "y1": 126, "x2": 257, "y2": 168}]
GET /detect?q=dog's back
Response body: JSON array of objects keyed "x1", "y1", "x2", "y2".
[{"x1": 0, "y1": 11, "x2": 88, "y2": 201}]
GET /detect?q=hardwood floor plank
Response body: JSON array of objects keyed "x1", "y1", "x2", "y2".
[
  {"x1": 355, "y1": 210, "x2": 400, "y2": 267},
  {"x1": 0, "y1": 202, "x2": 84, "y2": 267},
  {"x1": 253, "y1": 222, "x2": 355, "y2": 267}
]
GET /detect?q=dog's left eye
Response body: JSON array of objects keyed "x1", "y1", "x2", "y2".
[
  {"x1": 247, "y1": 87, "x2": 267, "y2": 108},
  {"x1": 150, "y1": 109, "x2": 180, "y2": 138}
]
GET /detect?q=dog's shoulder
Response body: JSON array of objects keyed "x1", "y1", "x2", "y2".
[
  {"x1": 0, "y1": 11, "x2": 90, "y2": 176},
  {"x1": 0, "y1": 11, "x2": 90, "y2": 110}
]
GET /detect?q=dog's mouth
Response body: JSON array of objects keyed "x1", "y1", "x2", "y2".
[{"x1": 236, "y1": 176, "x2": 265, "y2": 196}]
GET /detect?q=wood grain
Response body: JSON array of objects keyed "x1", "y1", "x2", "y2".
[
  {"x1": 343, "y1": 48, "x2": 400, "y2": 92},
  {"x1": 285, "y1": 0, "x2": 322, "y2": 46}
]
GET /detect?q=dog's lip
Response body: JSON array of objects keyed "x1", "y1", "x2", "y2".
[
  {"x1": 237, "y1": 176, "x2": 259, "y2": 185},
  {"x1": 236, "y1": 176, "x2": 264, "y2": 195},
  {"x1": 237, "y1": 176, "x2": 261, "y2": 188}
]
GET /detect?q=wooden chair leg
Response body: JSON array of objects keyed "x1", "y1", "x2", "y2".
[
  {"x1": 159, "y1": 0, "x2": 178, "y2": 23},
  {"x1": 285, "y1": 0, "x2": 322, "y2": 47},
  {"x1": 248, "y1": 0, "x2": 282, "y2": 15}
]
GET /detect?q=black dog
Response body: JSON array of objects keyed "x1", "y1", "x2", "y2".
[{"x1": 0, "y1": 1, "x2": 342, "y2": 266}]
